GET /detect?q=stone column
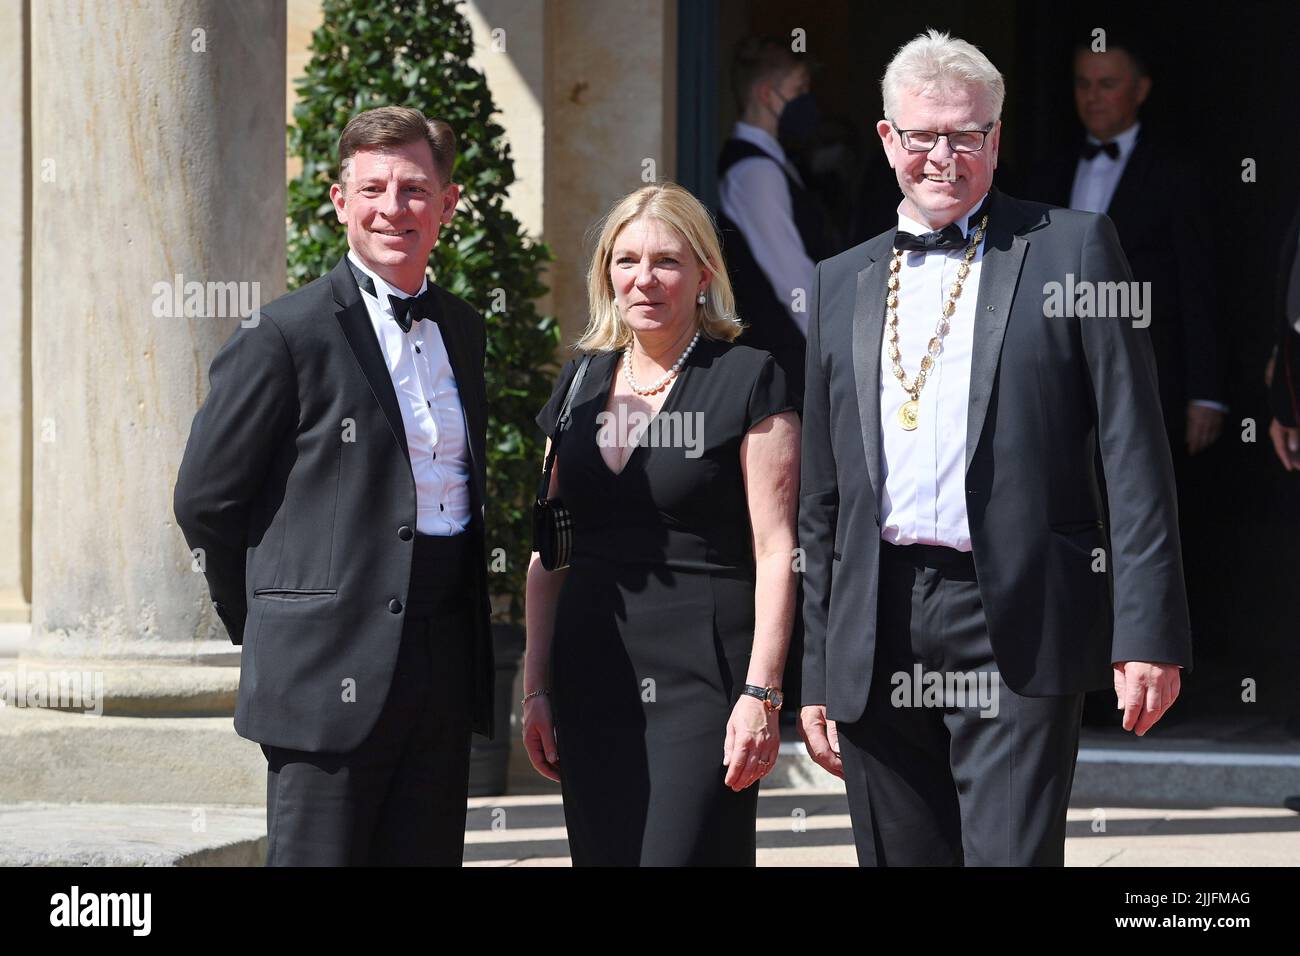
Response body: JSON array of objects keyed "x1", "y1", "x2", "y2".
[
  {"x1": 545, "y1": 0, "x2": 677, "y2": 347},
  {"x1": 24, "y1": 0, "x2": 287, "y2": 715},
  {"x1": 0, "y1": 0, "x2": 31, "y2": 626}
]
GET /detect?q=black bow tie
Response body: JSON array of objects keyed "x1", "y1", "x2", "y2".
[
  {"x1": 1081, "y1": 140, "x2": 1120, "y2": 161},
  {"x1": 346, "y1": 258, "x2": 435, "y2": 333},
  {"x1": 387, "y1": 290, "x2": 435, "y2": 334},
  {"x1": 894, "y1": 222, "x2": 967, "y2": 253}
]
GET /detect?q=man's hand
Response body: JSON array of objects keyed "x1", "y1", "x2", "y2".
[
  {"x1": 1269, "y1": 418, "x2": 1300, "y2": 472},
  {"x1": 799, "y1": 704, "x2": 844, "y2": 779},
  {"x1": 1185, "y1": 403, "x2": 1224, "y2": 455},
  {"x1": 1113, "y1": 661, "x2": 1182, "y2": 735}
]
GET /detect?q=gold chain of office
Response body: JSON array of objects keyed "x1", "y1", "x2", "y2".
[{"x1": 885, "y1": 214, "x2": 989, "y2": 430}]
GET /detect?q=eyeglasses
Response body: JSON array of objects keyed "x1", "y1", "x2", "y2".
[{"x1": 891, "y1": 123, "x2": 995, "y2": 153}]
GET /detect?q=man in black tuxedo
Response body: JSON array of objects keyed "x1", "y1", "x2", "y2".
[
  {"x1": 175, "y1": 106, "x2": 493, "y2": 865},
  {"x1": 797, "y1": 31, "x2": 1190, "y2": 865},
  {"x1": 1026, "y1": 43, "x2": 1226, "y2": 457}
]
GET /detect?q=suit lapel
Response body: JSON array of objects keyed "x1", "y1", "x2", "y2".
[
  {"x1": 1102, "y1": 129, "x2": 1153, "y2": 226},
  {"x1": 431, "y1": 291, "x2": 487, "y2": 507},
  {"x1": 851, "y1": 234, "x2": 895, "y2": 502},
  {"x1": 330, "y1": 258, "x2": 411, "y2": 465},
  {"x1": 966, "y1": 188, "x2": 1029, "y2": 473}
]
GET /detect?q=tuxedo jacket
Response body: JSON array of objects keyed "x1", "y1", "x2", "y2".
[
  {"x1": 1026, "y1": 128, "x2": 1224, "y2": 440},
  {"x1": 799, "y1": 187, "x2": 1192, "y2": 724},
  {"x1": 174, "y1": 256, "x2": 495, "y2": 751},
  {"x1": 1270, "y1": 202, "x2": 1300, "y2": 427}
]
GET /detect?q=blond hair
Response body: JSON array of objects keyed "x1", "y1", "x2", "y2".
[{"x1": 576, "y1": 183, "x2": 742, "y2": 353}]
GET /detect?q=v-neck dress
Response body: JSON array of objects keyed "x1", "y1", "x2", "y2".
[{"x1": 534, "y1": 337, "x2": 794, "y2": 866}]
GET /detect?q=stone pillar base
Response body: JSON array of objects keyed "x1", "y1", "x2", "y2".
[
  {"x1": 9, "y1": 659, "x2": 239, "y2": 717},
  {"x1": 0, "y1": 706, "x2": 264, "y2": 805}
]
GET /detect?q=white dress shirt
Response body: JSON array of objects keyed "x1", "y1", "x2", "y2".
[
  {"x1": 719, "y1": 121, "x2": 817, "y2": 334},
  {"x1": 1069, "y1": 121, "x2": 1141, "y2": 215},
  {"x1": 879, "y1": 195, "x2": 989, "y2": 552},
  {"x1": 348, "y1": 251, "x2": 472, "y2": 535}
]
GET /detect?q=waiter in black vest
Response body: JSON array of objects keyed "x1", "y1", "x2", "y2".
[{"x1": 718, "y1": 37, "x2": 828, "y2": 407}]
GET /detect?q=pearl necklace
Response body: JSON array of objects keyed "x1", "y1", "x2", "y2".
[{"x1": 622, "y1": 330, "x2": 700, "y2": 396}]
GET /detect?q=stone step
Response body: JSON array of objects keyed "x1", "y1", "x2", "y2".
[
  {"x1": 762, "y1": 736, "x2": 1300, "y2": 809},
  {"x1": 0, "y1": 803, "x2": 265, "y2": 866}
]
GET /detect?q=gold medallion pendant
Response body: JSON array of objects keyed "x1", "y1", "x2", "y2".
[{"x1": 885, "y1": 212, "x2": 988, "y2": 436}]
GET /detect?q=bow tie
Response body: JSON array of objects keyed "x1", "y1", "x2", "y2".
[
  {"x1": 1081, "y1": 140, "x2": 1120, "y2": 161},
  {"x1": 346, "y1": 258, "x2": 435, "y2": 333},
  {"x1": 387, "y1": 290, "x2": 434, "y2": 334},
  {"x1": 893, "y1": 222, "x2": 967, "y2": 253}
]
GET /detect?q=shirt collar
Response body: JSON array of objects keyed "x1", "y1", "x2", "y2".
[
  {"x1": 1084, "y1": 120, "x2": 1141, "y2": 159},
  {"x1": 347, "y1": 249, "x2": 428, "y2": 312},
  {"x1": 733, "y1": 121, "x2": 788, "y2": 164},
  {"x1": 896, "y1": 190, "x2": 991, "y2": 240}
]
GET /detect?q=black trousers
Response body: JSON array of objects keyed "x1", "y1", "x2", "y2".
[
  {"x1": 839, "y1": 541, "x2": 1084, "y2": 867},
  {"x1": 262, "y1": 532, "x2": 476, "y2": 866}
]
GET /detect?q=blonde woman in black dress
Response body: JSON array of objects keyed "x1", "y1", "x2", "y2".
[{"x1": 523, "y1": 183, "x2": 800, "y2": 865}]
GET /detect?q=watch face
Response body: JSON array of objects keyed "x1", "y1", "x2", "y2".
[{"x1": 769, "y1": 689, "x2": 784, "y2": 710}]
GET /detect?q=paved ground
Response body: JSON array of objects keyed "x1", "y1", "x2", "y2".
[{"x1": 463, "y1": 788, "x2": 1300, "y2": 866}]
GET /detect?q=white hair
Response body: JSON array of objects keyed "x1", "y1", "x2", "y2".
[{"x1": 881, "y1": 29, "x2": 1006, "y2": 123}]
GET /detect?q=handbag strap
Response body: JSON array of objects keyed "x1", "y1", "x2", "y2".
[{"x1": 536, "y1": 354, "x2": 593, "y2": 502}]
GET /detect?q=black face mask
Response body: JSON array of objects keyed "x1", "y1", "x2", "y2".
[{"x1": 777, "y1": 92, "x2": 820, "y2": 146}]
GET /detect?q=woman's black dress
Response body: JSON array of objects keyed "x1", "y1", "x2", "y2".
[{"x1": 535, "y1": 338, "x2": 794, "y2": 866}]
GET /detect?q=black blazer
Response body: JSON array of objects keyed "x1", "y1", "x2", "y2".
[
  {"x1": 799, "y1": 187, "x2": 1192, "y2": 724},
  {"x1": 174, "y1": 256, "x2": 495, "y2": 750},
  {"x1": 1025, "y1": 128, "x2": 1225, "y2": 439},
  {"x1": 1271, "y1": 204, "x2": 1300, "y2": 427}
]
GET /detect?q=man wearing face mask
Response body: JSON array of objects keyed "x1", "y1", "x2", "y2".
[{"x1": 718, "y1": 37, "x2": 828, "y2": 407}]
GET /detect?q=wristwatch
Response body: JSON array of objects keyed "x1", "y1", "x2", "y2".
[{"x1": 741, "y1": 684, "x2": 784, "y2": 712}]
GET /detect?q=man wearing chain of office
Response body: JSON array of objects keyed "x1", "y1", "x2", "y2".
[{"x1": 796, "y1": 29, "x2": 1190, "y2": 865}]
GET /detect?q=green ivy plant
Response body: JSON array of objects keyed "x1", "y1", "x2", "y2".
[{"x1": 288, "y1": 0, "x2": 560, "y2": 624}]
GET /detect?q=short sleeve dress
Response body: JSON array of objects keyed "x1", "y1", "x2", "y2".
[{"x1": 534, "y1": 336, "x2": 795, "y2": 866}]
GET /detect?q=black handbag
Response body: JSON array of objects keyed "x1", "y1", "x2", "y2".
[{"x1": 533, "y1": 355, "x2": 593, "y2": 570}]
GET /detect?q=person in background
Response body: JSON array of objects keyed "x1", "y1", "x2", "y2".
[
  {"x1": 1026, "y1": 39, "x2": 1227, "y2": 727},
  {"x1": 718, "y1": 36, "x2": 829, "y2": 406},
  {"x1": 1028, "y1": 40, "x2": 1226, "y2": 455}
]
